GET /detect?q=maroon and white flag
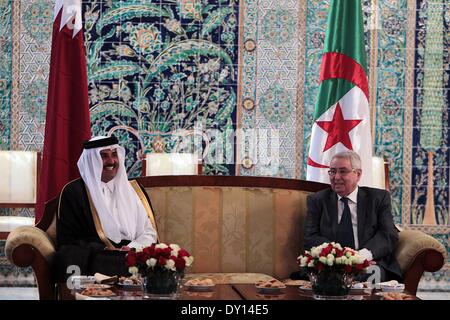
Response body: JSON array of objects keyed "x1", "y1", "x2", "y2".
[{"x1": 36, "y1": 0, "x2": 91, "y2": 222}]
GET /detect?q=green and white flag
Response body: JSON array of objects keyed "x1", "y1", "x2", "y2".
[{"x1": 307, "y1": 0, "x2": 372, "y2": 186}]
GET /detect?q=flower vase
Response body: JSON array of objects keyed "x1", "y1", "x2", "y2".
[
  {"x1": 310, "y1": 269, "x2": 352, "y2": 300},
  {"x1": 144, "y1": 269, "x2": 183, "y2": 299}
]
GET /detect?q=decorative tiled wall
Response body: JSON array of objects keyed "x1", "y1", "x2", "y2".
[
  {"x1": 0, "y1": 0, "x2": 12, "y2": 149},
  {"x1": 0, "y1": 0, "x2": 448, "y2": 286}
]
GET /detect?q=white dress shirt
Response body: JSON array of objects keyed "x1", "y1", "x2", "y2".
[{"x1": 337, "y1": 186, "x2": 373, "y2": 261}]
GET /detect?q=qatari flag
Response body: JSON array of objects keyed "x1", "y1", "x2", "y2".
[
  {"x1": 306, "y1": 0, "x2": 372, "y2": 186},
  {"x1": 36, "y1": 0, "x2": 91, "y2": 222}
]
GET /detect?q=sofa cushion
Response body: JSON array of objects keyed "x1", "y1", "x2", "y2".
[{"x1": 146, "y1": 186, "x2": 312, "y2": 279}]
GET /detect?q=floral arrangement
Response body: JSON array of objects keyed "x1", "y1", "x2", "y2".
[
  {"x1": 297, "y1": 242, "x2": 370, "y2": 274},
  {"x1": 126, "y1": 243, "x2": 194, "y2": 276}
]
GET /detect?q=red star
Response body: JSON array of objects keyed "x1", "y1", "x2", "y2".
[{"x1": 316, "y1": 103, "x2": 362, "y2": 152}]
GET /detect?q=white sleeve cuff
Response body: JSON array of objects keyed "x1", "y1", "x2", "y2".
[{"x1": 358, "y1": 248, "x2": 373, "y2": 261}]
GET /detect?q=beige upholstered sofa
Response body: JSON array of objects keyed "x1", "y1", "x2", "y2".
[{"x1": 5, "y1": 176, "x2": 447, "y2": 299}]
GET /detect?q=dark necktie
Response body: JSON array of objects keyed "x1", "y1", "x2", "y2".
[{"x1": 336, "y1": 197, "x2": 355, "y2": 249}]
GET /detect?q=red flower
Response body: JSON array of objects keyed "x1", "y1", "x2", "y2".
[
  {"x1": 320, "y1": 245, "x2": 332, "y2": 257},
  {"x1": 136, "y1": 251, "x2": 149, "y2": 264},
  {"x1": 154, "y1": 247, "x2": 163, "y2": 256},
  {"x1": 355, "y1": 263, "x2": 364, "y2": 271},
  {"x1": 175, "y1": 257, "x2": 186, "y2": 271},
  {"x1": 162, "y1": 247, "x2": 172, "y2": 258},
  {"x1": 125, "y1": 243, "x2": 192, "y2": 275},
  {"x1": 178, "y1": 249, "x2": 190, "y2": 257},
  {"x1": 143, "y1": 246, "x2": 154, "y2": 256},
  {"x1": 158, "y1": 256, "x2": 167, "y2": 267},
  {"x1": 126, "y1": 251, "x2": 137, "y2": 267},
  {"x1": 335, "y1": 248, "x2": 344, "y2": 257}
]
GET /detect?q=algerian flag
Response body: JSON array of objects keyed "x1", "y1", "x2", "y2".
[{"x1": 306, "y1": 0, "x2": 372, "y2": 186}]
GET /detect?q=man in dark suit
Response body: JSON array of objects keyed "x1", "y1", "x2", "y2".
[{"x1": 304, "y1": 151, "x2": 402, "y2": 282}]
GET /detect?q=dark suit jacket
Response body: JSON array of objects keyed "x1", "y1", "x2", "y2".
[{"x1": 304, "y1": 187, "x2": 402, "y2": 281}]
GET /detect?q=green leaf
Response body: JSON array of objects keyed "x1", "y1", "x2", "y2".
[
  {"x1": 90, "y1": 101, "x2": 137, "y2": 121},
  {"x1": 87, "y1": 29, "x2": 115, "y2": 76},
  {"x1": 91, "y1": 61, "x2": 141, "y2": 81},
  {"x1": 214, "y1": 91, "x2": 236, "y2": 125},
  {"x1": 201, "y1": 7, "x2": 233, "y2": 38},
  {"x1": 143, "y1": 39, "x2": 234, "y2": 86},
  {"x1": 96, "y1": 5, "x2": 171, "y2": 33}
]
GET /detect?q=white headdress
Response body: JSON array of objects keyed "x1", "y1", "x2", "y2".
[{"x1": 77, "y1": 136, "x2": 155, "y2": 245}]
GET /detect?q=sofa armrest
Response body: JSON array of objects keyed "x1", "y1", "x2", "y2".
[
  {"x1": 5, "y1": 226, "x2": 57, "y2": 300},
  {"x1": 395, "y1": 230, "x2": 446, "y2": 295}
]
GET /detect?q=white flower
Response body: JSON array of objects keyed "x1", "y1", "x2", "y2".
[
  {"x1": 165, "y1": 259, "x2": 176, "y2": 271},
  {"x1": 307, "y1": 260, "x2": 314, "y2": 267},
  {"x1": 300, "y1": 256, "x2": 308, "y2": 267},
  {"x1": 146, "y1": 258, "x2": 157, "y2": 267},
  {"x1": 311, "y1": 247, "x2": 321, "y2": 257},
  {"x1": 169, "y1": 244, "x2": 180, "y2": 251},
  {"x1": 349, "y1": 255, "x2": 358, "y2": 264},
  {"x1": 184, "y1": 256, "x2": 194, "y2": 267},
  {"x1": 353, "y1": 255, "x2": 364, "y2": 264},
  {"x1": 156, "y1": 243, "x2": 168, "y2": 249},
  {"x1": 128, "y1": 266, "x2": 139, "y2": 275},
  {"x1": 319, "y1": 256, "x2": 328, "y2": 264},
  {"x1": 171, "y1": 249, "x2": 180, "y2": 257},
  {"x1": 326, "y1": 254, "x2": 334, "y2": 266}
]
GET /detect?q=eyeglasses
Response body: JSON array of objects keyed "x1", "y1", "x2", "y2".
[{"x1": 327, "y1": 169, "x2": 356, "y2": 176}]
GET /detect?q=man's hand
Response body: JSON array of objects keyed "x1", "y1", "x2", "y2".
[
  {"x1": 358, "y1": 248, "x2": 374, "y2": 262},
  {"x1": 120, "y1": 246, "x2": 131, "y2": 252}
]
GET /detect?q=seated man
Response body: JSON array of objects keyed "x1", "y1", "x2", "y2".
[
  {"x1": 303, "y1": 151, "x2": 402, "y2": 282},
  {"x1": 54, "y1": 136, "x2": 158, "y2": 281}
]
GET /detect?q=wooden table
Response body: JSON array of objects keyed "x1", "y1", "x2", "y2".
[
  {"x1": 58, "y1": 283, "x2": 242, "y2": 300},
  {"x1": 59, "y1": 283, "x2": 418, "y2": 300},
  {"x1": 232, "y1": 284, "x2": 418, "y2": 300}
]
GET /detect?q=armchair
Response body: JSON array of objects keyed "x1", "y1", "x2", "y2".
[{"x1": 5, "y1": 176, "x2": 447, "y2": 299}]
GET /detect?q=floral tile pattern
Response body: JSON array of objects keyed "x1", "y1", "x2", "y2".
[
  {"x1": 83, "y1": 0, "x2": 240, "y2": 177},
  {"x1": 372, "y1": 0, "x2": 408, "y2": 224},
  {"x1": 410, "y1": 0, "x2": 450, "y2": 227}
]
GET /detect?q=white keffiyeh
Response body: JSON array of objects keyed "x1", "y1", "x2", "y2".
[{"x1": 77, "y1": 136, "x2": 157, "y2": 248}]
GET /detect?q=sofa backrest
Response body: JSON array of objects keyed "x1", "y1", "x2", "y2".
[{"x1": 138, "y1": 176, "x2": 328, "y2": 280}]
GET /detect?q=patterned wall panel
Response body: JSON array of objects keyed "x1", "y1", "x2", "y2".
[
  {"x1": 83, "y1": 0, "x2": 240, "y2": 177},
  {"x1": 239, "y1": 0, "x2": 303, "y2": 178},
  {"x1": 373, "y1": 0, "x2": 408, "y2": 225},
  {"x1": 301, "y1": 0, "x2": 329, "y2": 178},
  {"x1": 408, "y1": 0, "x2": 449, "y2": 238},
  {"x1": 15, "y1": 0, "x2": 52, "y2": 151},
  {"x1": 0, "y1": 0, "x2": 12, "y2": 150}
]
